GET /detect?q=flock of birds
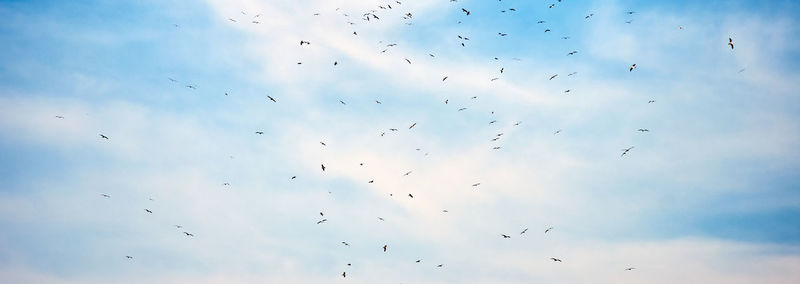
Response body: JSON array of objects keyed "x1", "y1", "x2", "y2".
[{"x1": 71, "y1": 0, "x2": 741, "y2": 281}]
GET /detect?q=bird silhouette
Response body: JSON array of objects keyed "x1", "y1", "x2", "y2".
[{"x1": 728, "y1": 38, "x2": 734, "y2": 49}]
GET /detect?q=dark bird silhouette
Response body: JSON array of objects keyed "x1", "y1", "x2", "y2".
[
  {"x1": 458, "y1": 107, "x2": 467, "y2": 111},
  {"x1": 183, "y1": 232, "x2": 194, "y2": 237},
  {"x1": 145, "y1": 209, "x2": 152, "y2": 213},
  {"x1": 544, "y1": 29, "x2": 551, "y2": 33},
  {"x1": 553, "y1": 130, "x2": 561, "y2": 135},
  {"x1": 383, "y1": 245, "x2": 387, "y2": 252},
  {"x1": 334, "y1": 61, "x2": 338, "y2": 66},
  {"x1": 442, "y1": 76, "x2": 448, "y2": 81},
  {"x1": 55, "y1": 115, "x2": 64, "y2": 119},
  {"x1": 409, "y1": 123, "x2": 417, "y2": 129},
  {"x1": 404, "y1": 171, "x2": 412, "y2": 176},
  {"x1": 545, "y1": 227, "x2": 553, "y2": 233},
  {"x1": 648, "y1": 100, "x2": 656, "y2": 103},
  {"x1": 321, "y1": 164, "x2": 326, "y2": 171},
  {"x1": 625, "y1": 267, "x2": 636, "y2": 271},
  {"x1": 339, "y1": 100, "x2": 346, "y2": 105},
  {"x1": 728, "y1": 37, "x2": 734, "y2": 49},
  {"x1": 101, "y1": 194, "x2": 110, "y2": 198},
  {"x1": 437, "y1": 264, "x2": 443, "y2": 267},
  {"x1": 317, "y1": 219, "x2": 328, "y2": 224},
  {"x1": 320, "y1": 141, "x2": 326, "y2": 146},
  {"x1": 267, "y1": 96, "x2": 277, "y2": 102},
  {"x1": 551, "y1": 258, "x2": 562, "y2": 262},
  {"x1": 461, "y1": 8, "x2": 470, "y2": 15},
  {"x1": 125, "y1": 255, "x2": 133, "y2": 259},
  {"x1": 637, "y1": 129, "x2": 649, "y2": 132},
  {"x1": 621, "y1": 146, "x2": 635, "y2": 157},
  {"x1": 174, "y1": 225, "x2": 183, "y2": 228},
  {"x1": 300, "y1": 40, "x2": 310, "y2": 45},
  {"x1": 342, "y1": 271, "x2": 346, "y2": 278},
  {"x1": 502, "y1": 234, "x2": 511, "y2": 238},
  {"x1": 342, "y1": 241, "x2": 349, "y2": 246},
  {"x1": 255, "y1": 131, "x2": 264, "y2": 135},
  {"x1": 521, "y1": 228, "x2": 528, "y2": 234},
  {"x1": 99, "y1": 134, "x2": 109, "y2": 139},
  {"x1": 500, "y1": 67, "x2": 504, "y2": 73},
  {"x1": 405, "y1": 58, "x2": 412, "y2": 64},
  {"x1": 408, "y1": 193, "x2": 414, "y2": 198},
  {"x1": 630, "y1": 64, "x2": 637, "y2": 72},
  {"x1": 568, "y1": 51, "x2": 578, "y2": 55},
  {"x1": 549, "y1": 74, "x2": 558, "y2": 80},
  {"x1": 472, "y1": 183, "x2": 481, "y2": 187}
]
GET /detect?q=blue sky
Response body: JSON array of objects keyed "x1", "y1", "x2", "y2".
[{"x1": 1, "y1": 0, "x2": 799, "y2": 283}]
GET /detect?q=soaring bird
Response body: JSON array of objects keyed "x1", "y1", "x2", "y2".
[
  {"x1": 637, "y1": 129, "x2": 650, "y2": 132},
  {"x1": 408, "y1": 193, "x2": 414, "y2": 198},
  {"x1": 625, "y1": 267, "x2": 636, "y2": 271},
  {"x1": 545, "y1": 227, "x2": 554, "y2": 233},
  {"x1": 174, "y1": 225, "x2": 183, "y2": 228},
  {"x1": 383, "y1": 245, "x2": 387, "y2": 252},
  {"x1": 342, "y1": 241, "x2": 349, "y2": 246},
  {"x1": 291, "y1": 176, "x2": 296, "y2": 179},
  {"x1": 321, "y1": 164, "x2": 326, "y2": 171},
  {"x1": 461, "y1": 8, "x2": 470, "y2": 15},
  {"x1": 549, "y1": 74, "x2": 558, "y2": 80},
  {"x1": 404, "y1": 171, "x2": 413, "y2": 176},
  {"x1": 520, "y1": 228, "x2": 528, "y2": 235},
  {"x1": 437, "y1": 264, "x2": 444, "y2": 267},
  {"x1": 144, "y1": 209, "x2": 152, "y2": 213},
  {"x1": 551, "y1": 258, "x2": 562, "y2": 262},
  {"x1": 300, "y1": 40, "x2": 310, "y2": 45},
  {"x1": 472, "y1": 183, "x2": 481, "y2": 187},
  {"x1": 630, "y1": 64, "x2": 637, "y2": 72},
  {"x1": 125, "y1": 255, "x2": 133, "y2": 259},
  {"x1": 405, "y1": 58, "x2": 411, "y2": 64},
  {"x1": 255, "y1": 131, "x2": 263, "y2": 135},
  {"x1": 458, "y1": 108, "x2": 467, "y2": 111},
  {"x1": 409, "y1": 123, "x2": 417, "y2": 129},
  {"x1": 648, "y1": 100, "x2": 656, "y2": 103},
  {"x1": 99, "y1": 134, "x2": 109, "y2": 139},
  {"x1": 728, "y1": 37, "x2": 734, "y2": 49},
  {"x1": 502, "y1": 234, "x2": 511, "y2": 238},
  {"x1": 442, "y1": 76, "x2": 448, "y2": 81},
  {"x1": 621, "y1": 146, "x2": 635, "y2": 157},
  {"x1": 568, "y1": 51, "x2": 578, "y2": 55},
  {"x1": 101, "y1": 194, "x2": 111, "y2": 198},
  {"x1": 267, "y1": 96, "x2": 277, "y2": 102},
  {"x1": 342, "y1": 271, "x2": 346, "y2": 278},
  {"x1": 55, "y1": 115, "x2": 64, "y2": 119},
  {"x1": 317, "y1": 219, "x2": 328, "y2": 224},
  {"x1": 183, "y1": 232, "x2": 194, "y2": 237}
]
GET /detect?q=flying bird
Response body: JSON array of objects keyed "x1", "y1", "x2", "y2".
[
  {"x1": 630, "y1": 64, "x2": 637, "y2": 72},
  {"x1": 625, "y1": 267, "x2": 636, "y2": 271},
  {"x1": 183, "y1": 232, "x2": 194, "y2": 237},
  {"x1": 317, "y1": 219, "x2": 328, "y2": 224},
  {"x1": 521, "y1": 228, "x2": 528, "y2": 234},
  {"x1": 383, "y1": 245, "x2": 387, "y2": 252},
  {"x1": 502, "y1": 234, "x2": 511, "y2": 238},
  {"x1": 404, "y1": 171, "x2": 412, "y2": 176},
  {"x1": 321, "y1": 164, "x2": 326, "y2": 171},
  {"x1": 409, "y1": 123, "x2": 417, "y2": 129},
  {"x1": 545, "y1": 227, "x2": 554, "y2": 233},
  {"x1": 472, "y1": 183, "x2": 481, "y2": 187},
  {"x1": 728, "y1": 37, "x2": 734, "y2": 49},
  {"x1": 408, "y1": 193, "x2": 414, "y2": 198},
  {"x1": 437, "y1": 264, "x2": 444, "y2": 267},
  {"x1": 99, "y1": 134, "x2": 109, "y2": 139},
  {"x1": 342, "y1": 241, "x2": 349, "y2": 246},
  {"x1": 101, "y1": 194, "x2": 110, "y2": 198},
  {"x1": 637, "y1": 129, "x2": 650, "y2": 132},
  {"x1": 461, "y1": 8, "x2": 470, "y2": 15},
  {"x1": 300, "y1": 40, "x2": 310, "y2": 45},
  {"x1": 549, "y1": 74, "x2": 558, "y2": 80},
  {"x1": 442, "y1": 76, "x2": 448, "y2": 81},
  {"x1": 621, "y1": 146, "x2": 635, "y2": 157},
  {"x1": 255, "y1": 131, "x2": 264, "y2": 135},
  {"x1": 267, "y1": 96, "x2": 277, "y2": 102},
  {"x1": 144, "y1": 209, "x2": 152, "y2": 213},
  {"x1": 551, "y1": 258, "x2": 562, "y2": 262},
  {"x1": 342, "y1": 272, "x2": 346, "y2": 278},
  {"x1": 125, "y1": 255, "x2": 133, "y2": 259}
]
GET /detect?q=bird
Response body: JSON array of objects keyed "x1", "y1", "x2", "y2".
[
  {"x1": 404, "y1": 171, "x2": 413, "y2": 176},
  {"x1": 630, "y1": 64, "x2": 637, "y2": 72},
  {"x1": 498, "y1": 32, "x2": 507, "y2": 36},
  {"x1": 317, "y1": 219, "x2": 328, "y2": 224},
  {"x1": 442, "y1": 76, "x2": 448, "y2": 81},
  {"x1": 320, "y1": 141, "x2": 326, "y2": 146},
  {"x1": 55, "y1": 115, "x2": 64, "y2": 119},
  {"x1": 342, "y1": 241, "x2": 349, "y2": 246},
  {"x1": 648, "y1": 100, "x2": 656, "y2": 103},
  {"x1": 409, "y1": 123, "x2": 417, "y2": 129},
  {"x1": 520, "y1": 228, "x2": 528, "y2": 234},
  {"x1": 549, "y1": 74, "x2": 558, "y2": 80},
  {"x1": 585, "y1": 13, "x2": 594, "y2": 19},
  {"x1": 461, "y1": 8, "x2": 470, "y2": 15},
  {"x1": 377, "y1": 217, "x2": 384, "y2": 221},
  {"x1": 255, "y1": 131, "x2": 263, "y2": 135},
  {"x1": 472, "y1": 183, "x2": 481, "y2": 187},
  {"x1": 383, "y1": 245, "x2": 387, "y2": 252},
  {"x1": 125, "y1": 255, "x2": 133, "y2": 259},
  {"x1": 99, "y1": 134, "x2": 109, "y2": 139},
  {"x1": 321, "y1": 164, "x2": 326, "y2": 171},
  {"x1": 342, "y1": 272, "x2": 346, "y2": 278},
  {"x1": 625, "y1": 267, "x2": 636, "y2": 271},
  {"x1": 334, "y1": 61, "x2": 338, "y2": 66},
  {"x1": 621, "y1": 146, "x2": 635, "y2": 157},
  {"x1": 174, "y1": 225, "x2": 182, "y2": 228},
  {"x1": 183, "y1": 232, "x2": 194, "y2": 237},
  {"x1": 502, "y1": 234, "x2": 511, "y2": 238},
  {"x1": 728, "y1": 37, "x2": 734, "y2": 49},
  {"x1": 514, "y1": 121, "x2": 522, "y2": 126},
  {"x1": 320, "y1": 212, "x2": 324, "y2": 216},
  {"x1": 568, "y1": 51, "x2": 578, "y2": 55},
  {"x1": 300, "y1": 40, "x2": 310, "y2": 45},
  {"x1": 637, "y1": 129, "x2": 650, "y2": 132},
  {"x1": 144, "y1": 209, "x2": 152, "y2": 213},
  {"x1": 442, "y1": 210, "x2": 449, "y2": 213},
  {"x1": 267, "y1": 96, "x2": 277, "y2": 102},
  {"x1": 408, "y1": 193, "x2": 414, "y2": 198},
  {"x1": 368, "y1": 180, "x2": 374, "y2": 183},
  {"x1": 100, "y1": 194, "x2": 110, "y2": 198},
  {"x1": 437, "y1": 264, "x2": 444, "y2": 267},
  {"x1": 545, "y1": 227, "x2": 553, "y2": 233},
  {"x1": 553, "y1": 130, "x2": 561, "y2": 135},
  {"x1": 544, "y1": 29, "x2": 551, "y2": 33},
  {"x1": 490, "y1": 77, "x2": 500, "y2": 81},
  {"x1": 458, "y1": 107, "x2": 467, "y2": 111},
  {"x1": 551, "y1": 258, "x2": 562, "y2": 262},
  {"x1": 405, "y1": 58, "x2": 411, "y2": 64}
]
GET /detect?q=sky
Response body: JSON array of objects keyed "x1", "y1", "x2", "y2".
[{"x1": 0, "y1": 0, "x2": 799, "y2": 283}]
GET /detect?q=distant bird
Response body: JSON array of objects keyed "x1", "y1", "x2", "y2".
[
  {"x1": 174, "y1": 225, "x2": 182, "y2": 228},
  {"x1": 383, "y1": 245, "x2": 387, "y2": 252},
  {"x1": 458, "y1": 108, "x2": 467, "y2": 111},
  {"x1": 416, "y1": 259, "x2": 422, "y2": 263},
  {"x1": 300, "y1": 40, "x2": 310, "y2": 45},
  {"x1": 368, "y1": 180, "x2": 374, "y2": 183},
  {"x1": 228, "y1": 18, "x2": 237, "y2": 22},
  {"x1": 498, "y1": 32, "x2": 507, "y2": 36},
  {"x1": 437, "y1": 264, "x2": 444, "y2": 267},
  {"x1": 376, "y1": 100, "x2": 381, "y2": 104},
  {"x1": 339, "y1": 100, "x2": 346, "y2": 105},
  {"x1": 255, "y1": 131, "x2": 264, "y2": 135},
  {"x1": 537, "y1": 20, "x2": 546, "y2": 24},
  {"x1": 630, "y1": 64, "x2": 637, "y2": 72},
  {"x1": 125, "y1": 255, "x2": 133, "y2": 259},
  {"x1": 320, "y1": 141, "x2": 326, "y2": 146},
  {"x1": 648, "y1": 100, "x2": 656, "y2": 103},
  {"x1": 621, "y1": 146, "x2": 635, "y2": 157},
  {"x1": 408, "y1": 193, "x2": 414, "y2": 198},
  {"x1": 442, "y1": 210, "x2": 449, "y2": 213},
  {"x1": 405, "y1": 58, "x2": 411, "y2": 64},
  {"x1": 101, "y1": 194, "x2": 110, "y2": 198},
  {"x1": 183, "y1": 232, "x2": 194, "y2": 237},
  {"x1": 549, "y1": 74, "x2": 558, "y2": 80},
  {"x1": 267, "y1": 96, "x2": 277, "y2": 102},
  {"x1": 144, "y1": 209, "x2": 152, "y2": 213},
  {"x1": 728, "y1": 37, "x2": 734, "y2": 49},
  {"x1": 442, "y1": 76, "x2": 448, "y2": 81},
  {"x1": 520, "y1": 228, "x2": 528, "y2": 234},
  {"x1": 627, "y1": 11, "x2": 635, "y2": 14},
  {"x1": 551, "y1": 258, "x2": 562, "y2": 262},
  {"x1": 342, "y1": 271, "x2": 346, "y2": 278},
  {"x1": 99, "y1": 134, "x2": 109, "y2": 139},
  {"x1": 377, "y1": 217, "x2": 384, "y2": 221},
  {"x1": 545, "y1": 227, "x2": 553, "y2": 233},
  {"x1": 492, "y1": 147, "x2": 502, "y2": 150},
  {"x1": 544, "y1": 29, "x2": 551, "y2": 33},
  {"x1": 514, "y1": 121, "x2": 522, "y2": 126},
  {"x1": 409, "y1": 123, "x2": 417, "y2": 129},
  {"x1": 625, "y1": 267, "x2": 636, "y2": 271},
  {"x1": 562, "y1": 36, "x2": 570, "y2": 39},
  {"x1": 321, "y1": 164, "x2": 326, "y2": 171},
  {"x1": 567, "y1": 51, "x2": 578, "y2": 55},
  {"x1": 461, "y1": 8, "x2": 470, "y2": 15},
  {"x1": 404, "y1": 171, "x2": 413, "y2": 176},
  {"x1": 185, "y1": 84, "x2": 197, "y2": 89},
  {"x1": 502, "y1": 234, "x2": 511, "y2": 238},
  {"x1": 222, "y1": 182, "x2": 230, "y2": 186},
  {"x1": 291, "y1": 176, "x2": 296, "y2": 179},
  {"x1": 553, "y1": 130, "x2": 561, "y2": 135},
  {"x1": 168, "y1": 77, "x2": 178, "y2": 83},
  {"x1": 320, "y1": 212, "x2": 324, "y2": 216},
  {"x1": 585, "y1": 13, "x2": 594, "y2": 19},
  {"x1": 549, "y1": 4, "x2": 555, "y2": 8},
  {"x1": 342, "y1": 241, "x2": 349, "y2": 246},
  {"x1": 490, "y1": 77, "x2": 500, "y2": 81},
  {"x1": 317, "y1": 219, "x2": 328, "y2": 224},
  {"x1": 55, "y1": 115, "x2": 64, "y2": 119},
  {"x1": 637, "y1": 129, "x2": 650, "y2": 132},
  {"x1": 334, "y1": 61, "x2": 338, "y2": 66},
  {"x1": 472, "y1": 183, "x2": 481, "y2": 187}
]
